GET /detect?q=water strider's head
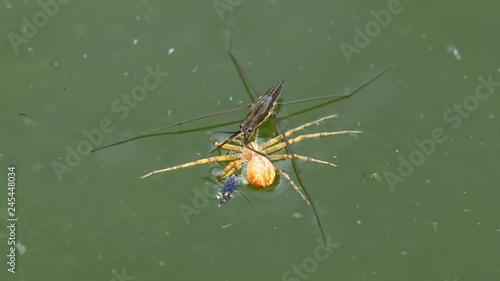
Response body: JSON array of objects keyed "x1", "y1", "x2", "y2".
[
  {"x1": 239, "y1": 122, "x2": 255, "y2": 135},
  {"x1": 238, "y1": 116, "x2": 258, "y2": 141}
]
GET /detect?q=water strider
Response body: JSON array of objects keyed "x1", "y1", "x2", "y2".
[
  {"x1": 90, "y1": 39, "x2": 392, "y2": 154},
  {"x1": 90, "y1": 33, "x2": 394, "y2": 245}
]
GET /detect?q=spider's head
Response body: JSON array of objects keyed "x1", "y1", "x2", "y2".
[{"x1": 242, "y1": 142, "x2": 259, "y2": 161}]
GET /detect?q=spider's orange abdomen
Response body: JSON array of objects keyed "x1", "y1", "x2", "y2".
[{"x1": 247, "y1": 155, "x2": 276, "y2": 188}]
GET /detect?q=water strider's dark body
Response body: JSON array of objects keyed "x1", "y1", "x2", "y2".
[
  {"x1": 240, "y1": 80, "x2": 283, "y2": 134},
  {"x1": 209, "y1": 80, "x2": 284, "y2": 152}
]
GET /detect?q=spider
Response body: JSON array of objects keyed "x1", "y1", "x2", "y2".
[{"x1": 141, "y1": 114, "x2": 362, "y2": 203}]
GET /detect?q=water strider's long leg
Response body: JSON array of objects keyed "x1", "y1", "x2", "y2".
[
  {"x1": 228, "y1": 30, "x2": 260, "y2": 100},
  {"x1": 279, "y1": 65, "x2": 394, "y2": 106},
  {"x1": 272, "y1": 112, "x2": 327, "y2": 245},
  {"x1": 90, "y1": 105, "x2": 250, "y2": 153}
]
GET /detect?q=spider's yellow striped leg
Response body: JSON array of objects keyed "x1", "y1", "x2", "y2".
[
  {"x1": 218, "y1": 159, "x2": 245, "y2": 180},
  {"x1": 214, "y1": 142, "x2": 242, "y2": 152},
  {"x1": 268, "y1": 154, "x2": 337, "y2": 168},
  {"x1": 275, "y1": 168, "x2": 309, "y2": 204},
  {"x1": 141, "y1": 154, "x2": 240, "y2": 179},
  {"x1": 261, "y1": 115, "x2": 338, "y2": 150},
  {"x1": 264, "y1": 130, "x2": 362, "y2": 154}
]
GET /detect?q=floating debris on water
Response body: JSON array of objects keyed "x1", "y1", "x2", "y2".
[
  {"x1": 370, "y1": 172, "x2": 382, "y2": 183},
  {"x1": 447, "y1": 45, "x2": 462, "y2": 60},
  {"x1": 431, "y1": 222, "x2": 438, "y2": 231}
]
